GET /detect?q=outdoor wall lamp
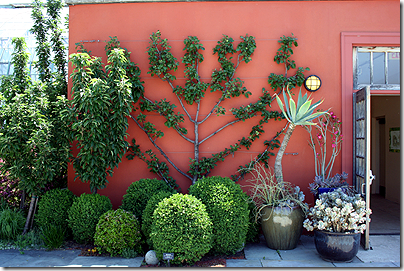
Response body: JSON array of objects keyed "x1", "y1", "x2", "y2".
[{"x1": 304, "y1": 75, "x2": 322, "y2": 92}]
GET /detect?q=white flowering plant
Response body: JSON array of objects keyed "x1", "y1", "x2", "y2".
[{"x1": 303, "y1": 188, "x2": 372, "y2": 234}]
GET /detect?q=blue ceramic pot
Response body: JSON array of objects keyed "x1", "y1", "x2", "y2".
[{"x1": 314, "y1": 230, "x2": 360, "y2": 262}]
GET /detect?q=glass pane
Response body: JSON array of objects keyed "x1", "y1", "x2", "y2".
[
  {"x1": 357, "y1": 52, "x2": 370, "y2": 84},
  {"x1": 388, "y1": 52, "x2": 400, "y2": 84},
  {"x1": 373, "y1": 52, "x2": 385, "y2": 84}
]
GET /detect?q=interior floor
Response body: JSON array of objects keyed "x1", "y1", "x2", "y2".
[{"x1": 369, "y1": 194, "x2": 400, "y2": 235}]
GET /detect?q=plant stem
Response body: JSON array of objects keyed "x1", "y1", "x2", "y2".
[{"x1": 274, "y1": 123, "x2": 296, "y2": 183}]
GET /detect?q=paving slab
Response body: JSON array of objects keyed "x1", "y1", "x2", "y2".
[
  {"x1": 356, "y1": 235, "x2": 401, "y2": 263},
  {"x1": 226, "y1": 259, "x2": 263, "y2": 267},
  {"x1": 261, "y1": 259, "x2": 335, "y2": 267},
  {"x1": 61, "y1": 256, "x2": 144, "y2": 267},
  {"x1": 278, "y1": 246, "x2": 322, "y2": 262},
  {"x1": 0, "y1": 249, "x2": 81, "y2": 267},
  {"x1": 333, "y1": 261, "x2": 399, "y2": 267},
  {"x1": 243, "y1": 241, "x2": 280, "y2": 260}
]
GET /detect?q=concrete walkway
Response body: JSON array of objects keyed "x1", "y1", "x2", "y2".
[{"x1": 0, "y1": 234, "x2": 400, "y2": 267}]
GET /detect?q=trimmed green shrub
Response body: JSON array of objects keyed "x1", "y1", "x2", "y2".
[
  {"x1": 36, "y1": 188, "x2": 76, "y2": 230},
  {"x1": 94, "y1": 209, "x2": 142, "y2": 257},
  {"x1": 67, "y1": 193, "x2": 112, "y2": 244},
  {"x1": 120, "y1": 178, "x2": 176, "y2": 221},
  {"x1": 150, "y1": 193, "x2": 212, "y2": 265},
  {"x1": 0, "y1": 208, "x2": 25, "y2": 240},
  {"x1": 142, "y1": 190, "x2": 176, "y2": 248},
  {"x1": 245, "y1": 195, "x2": 260, "y2": 243},
  {"x1": 40, "y1": 224, "x2": 66, "y2": 250},
  {"x1": 189, "y1": 176, "x2": 249, "y2": 255}
]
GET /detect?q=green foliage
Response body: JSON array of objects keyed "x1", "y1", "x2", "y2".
[
  {"x1": 188, "y1": 176, "x2": 249, "y2": 255},
  {"x1": 120, "y1": 178, "x2": 176, "y2": 221},
  {"x1": 0, "y1": 0, "x2": 70, "y2": 200},
  {"x1": 67, "y1": 193, "x2": 112, "y2": 244},
  {"x1": 268, "y1": 34, "x2": 309, "y2": 92},
  {"x1": 15, "y1": 228, "x2": 44, "y2": 253},
  {"x1": 141, "y1": 190, "x2": 176, "y2": 248},
  {"x1": 132, "y1": 31, "x2": 284, "y2": 184},
  {"x1": 127, "y1": 140, "x2": 178, "y2": 190},
  {"x1": 121, "y1": 247, "x2": 138, "y2": 259},
  {"x1": 36, "y1": 188, "x2": 76, "y2": 230},
  {"x1": 94, "y1": 209, "x2": 142, "y2": 257},
  {"x1": 66, "y1": 37, "x2": 144, "y2": 193},
  {"x1": 244, "y1": 194, "x2": 260, "y2": 243},
  {"x1": 150, "y1": 193, "x2": 212, "y2": 265},
  {"x1": 40, "y1": 224, "x2": 66, "y2": 250},
  {"x1": 0, "y1": 209, "x2": 25, "y2": 240}
]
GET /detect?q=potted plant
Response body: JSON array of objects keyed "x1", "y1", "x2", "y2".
[
  {"x1": 303, "y1": 188, "x2": 372, "y2": 262},
  {"x1": 246, "y1": 163, "x2": 309, "y2": 250},
  {"x1": 305, "y1": 112, "x2": 349, "y2": 198},
  {"x1": 244, "y1": 87, "x2": 326, "y2": 250}
]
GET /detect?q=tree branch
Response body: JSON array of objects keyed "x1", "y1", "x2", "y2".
[{"x1": 129, "y1": 114, "x2": 193, "y2": 181}]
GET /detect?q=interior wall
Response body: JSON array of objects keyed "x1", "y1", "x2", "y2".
[{"x1": 371, "y1": 96, "x2": 400, "y2": 203}]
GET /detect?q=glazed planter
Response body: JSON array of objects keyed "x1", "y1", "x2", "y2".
[
  {"x1": 314, "y1": 230, "x2": 361, "y2": 262},
  {"x1": 260, "y1": 206, "x2": 305, "y2": 250}
]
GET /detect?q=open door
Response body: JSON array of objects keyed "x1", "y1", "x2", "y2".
[{"x1": 352, "y1": 86, "x2": 371, "y2": 250}]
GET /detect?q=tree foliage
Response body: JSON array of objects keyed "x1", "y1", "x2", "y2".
[
  {"x1": 66, "y1": 37, "x2": 144, "y2": 193},
  {"x1": 0, "y1": 0, "x2": 69, "y2": 233},
  {"x1": 127, "y1": 31, "x2": 309, "y2": 185}
]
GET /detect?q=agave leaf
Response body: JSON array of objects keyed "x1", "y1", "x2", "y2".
[
  {"x1": 296, "y1": 89, "x2": 307, "y2": 110},
  {"x1": 282, "y1": 89, "x2": 291, "y2": 118},
  {"x1": 295, "y1": 99, "x2": 312, "y2": 121},
  {"x1": 276, "y1": 94, "x2": 292, "y2": 123},
  {"x1": 289, "y1": 98, "x2": 297, "y2": 122}
]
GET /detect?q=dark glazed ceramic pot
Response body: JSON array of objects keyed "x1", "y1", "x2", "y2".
[
  {"x1": 260, "y1": 206, "x2": 305, "y2": 250},
  {"x1": 314, "y1": 230, "x2": 361, "y2": 262}
]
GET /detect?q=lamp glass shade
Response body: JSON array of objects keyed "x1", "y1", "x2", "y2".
[{"x1": 304, "y1": 75, "x2": 321, "y2": 92}]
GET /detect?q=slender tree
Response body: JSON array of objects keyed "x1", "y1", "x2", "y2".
[{"x1": 0, "y1": 0, "x2": 69, "y2": 233}]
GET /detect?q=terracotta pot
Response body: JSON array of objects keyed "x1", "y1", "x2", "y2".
[
  {"x1": 314, "y1": 230, "x2": 361, "y2": 262},
  {"x1": 260, "y1": 206, "x2": 305, "y2": 250}
]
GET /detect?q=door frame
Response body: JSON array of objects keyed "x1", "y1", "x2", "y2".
[{"x1": 340, "y1": 32, "x2": 400, "y2": 184}]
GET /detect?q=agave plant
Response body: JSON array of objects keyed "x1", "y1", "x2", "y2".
[{"x1": 274, "y1": 87, "x2": 327, "y2": 183}]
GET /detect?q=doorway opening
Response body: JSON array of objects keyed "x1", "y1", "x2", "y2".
[{"x1": 370, "y1": 95, "x2": 400, "y2": 235}]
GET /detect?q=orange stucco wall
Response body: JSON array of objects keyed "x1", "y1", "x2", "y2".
[{"x1": 68, "y1": 0, "x2": 400, "y2": 208}]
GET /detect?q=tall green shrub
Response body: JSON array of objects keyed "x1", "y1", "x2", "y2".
[
  {"x1": 67, "y1": 193, "x2": 112, "y2": 244},
  {"x1": 36, "y1": 188, "x2": 76, "y2": 230},
  {"x1": 189, "y1": 176, "x2": 249, "y2": 255},
  {"x1": 120, "y1": 178, "x2": 176, "y2": 221},
  {"x1": 150, "y1": 194, "x2": 212, "y2": 265},
  {"x1": 66, "y1": 37, "x2": 144, "y2": 194},
  {"x1": 0, "y1": 0, "x2": 70, "y2": 234}
]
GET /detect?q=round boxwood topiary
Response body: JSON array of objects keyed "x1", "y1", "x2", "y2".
[
  {"x1": 120, "y1": 178, "x2": 176, "y2": 221},
  {"x1": 141, "y1": 190, "x2": 176, "y2": 248},
  {"x1": 94, "y1": 209, "x2": 143, "y2": 257},
  {"x1": 36, "y1": 188, "x2": 76, "y2": 230},
  {"x1": 189, "y1": 176, "x2": 249, "y2": 255},
  {"x1": 150, "y1": 193, "x2": 212, "y2": 265},
  {"x1": 67, "y1": 193, "x2": 112, "y2": 244}
]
